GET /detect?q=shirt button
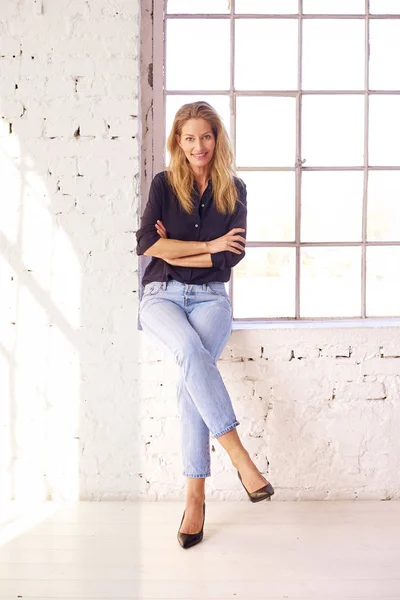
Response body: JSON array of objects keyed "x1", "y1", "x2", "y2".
[
  {"x1": 201, "y1": 204, "x2": 204, "y2": 207},
  {"x1": 195, "y1": 224, "x2": 199, "y2": 228}
]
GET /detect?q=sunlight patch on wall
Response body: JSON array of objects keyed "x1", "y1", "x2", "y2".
[{"x1": 0, "y1": 116, "x2": 82, "y2": 503}]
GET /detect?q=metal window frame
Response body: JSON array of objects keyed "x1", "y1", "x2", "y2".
[{"x1": 140, "y1": 0, "x2": 400, "y2": 326}]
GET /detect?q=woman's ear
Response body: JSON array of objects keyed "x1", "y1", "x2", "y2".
[{"x1": 175, "y1": 134, "x2": 181, "y2": 148}]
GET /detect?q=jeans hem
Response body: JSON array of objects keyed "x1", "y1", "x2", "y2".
[
  {"x1": 213, "y1": 420, "x2": 240, "y2": 438},
  {"x1": 184, "y1": 472, "x2": 211, "y2": 478}
]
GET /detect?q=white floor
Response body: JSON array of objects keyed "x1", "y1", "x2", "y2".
[{"x1": 0, "y1": 500, "x2": 399, "y2": 599}]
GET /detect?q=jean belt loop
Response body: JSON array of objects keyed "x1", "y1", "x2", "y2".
[
  {"x1": 162, "y1": 282, "x2": 167, "y2": 291},
  {"x1": 203, "y1": 283, "x2": 207, "y2": 291}
]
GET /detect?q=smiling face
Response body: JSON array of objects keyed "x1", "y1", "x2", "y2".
[{"x1": 177, "y1": 118, "x2": 216, "y2": 174}]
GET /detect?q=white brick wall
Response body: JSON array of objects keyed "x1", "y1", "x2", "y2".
[{"x1": 1, "y1": 1, "x2": 399, "y2": 503}]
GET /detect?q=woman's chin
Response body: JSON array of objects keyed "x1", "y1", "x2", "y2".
[{"x1": 189, "y1": 158, "x2": 212, "y2": 170}]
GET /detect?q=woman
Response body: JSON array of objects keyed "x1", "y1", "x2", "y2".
[{"x1": 136, "y1": 101, "x2": 274, "y2": 549}]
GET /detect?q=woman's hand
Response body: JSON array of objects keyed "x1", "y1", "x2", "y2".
[
  {"x1": 206, "y1": 228, "x2": 246, "y2": 255},
  {"x1": 155, "y1": 220, "x2": 168, "y2": 239}
]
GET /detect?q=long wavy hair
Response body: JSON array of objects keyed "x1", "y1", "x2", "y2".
[{"x1": 166, "y1": 101, "x2": 238, "y2": 215}]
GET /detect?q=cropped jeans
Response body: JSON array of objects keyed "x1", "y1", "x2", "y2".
[{"x1": 139, "y1": 280, "x2": 240, "y2": 478}]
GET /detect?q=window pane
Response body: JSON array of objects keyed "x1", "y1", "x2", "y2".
[
  {"x1": 303, "y1": 0, "x2": 365, "y2": 12},
  {"x1": 236, "y1": 97, "x2": 296, "y2": 167},
  {"x1": 235, "y1": 0, "x2": 298, "y2": 14},
  {"x1": 167, "y1": 0, "x2": 229, "y2": 13},
  {"x1": 166, "y1": 20, "x2": 230, "y2": 90},
  {"x1": 302, "y1": 95, "x2": 364, "y2": 166},
  {"x1": 370, "y1": 0, "x2": 400, "y2": 13},
  {"x1": 302, "y1": 20, "x2": 365, "y2": 90},
  {"x1": 301, "y1": 172, "x2": 363, "y2": 242},
  {"x1": 235, "y1": 20, "x2": 298, "y2": 90},
  {"x1": 369, "y1": 96, "x2": 400, "y2": 166},
  {"x1": 367, "y1": 247, "x2": 400, "y2": 316},
  {"x1": 233, "y1": 248, "x2": 296, "y2": 318},
  {"x1": 367, "y1": 172, "x2": 400, "y2": 241},
  {"x1": 369, "y1": 21, "x2": 400, "y2": 90},
  {"x1": 239, "y1": 172, "x2": 295, "y2": 241},
  {"x1": 166, "y1": 95, "x2": 231, "y2": 141},
  {"x1": 301, "y1": 247, "x2": 361, "y2": 317}
]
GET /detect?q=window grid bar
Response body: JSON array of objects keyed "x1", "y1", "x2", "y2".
[
  {"x1": 165, "y1": 90, "x2": 400, "y2": 96},
  {"x1": 244, "y1": 241, "x2": 400, "y2": 248},
  {"x1": 237, "y1": 166, "x2": 400, "y2": 171},
  {"x1": 230, "y1": 0, "x2": 235, "y2": 145},
  {"x1": 361, "y1": 0, "x2": 370, "y2": 318},
  {"x1": 295, "y1": 0, "x2": 303, "y2": 319},
  {"x1": 238, "y1": 166, "x2": 297, "y2": 171},
  {"x1": 165, "y1": 14, "x2": 400, "y2": 20},
  {"x1": 236, "y1": 315, "x2": 400, "y2": 322},
  {"x1": 361, "y1": 166, "x2": 400, "y2": 170}
]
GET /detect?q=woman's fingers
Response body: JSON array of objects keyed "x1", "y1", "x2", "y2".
[
  {"x1": 155, "y1": 220, "x2": 167, "y2": 238},
  {"x1": 227, "y1": 234, "x2": 246, "y2": 245},
  {"x1": 158, "y1": 222, "x2": 167, "y2": 233},
  {"x1": 226, "y1": 242, "x2": 244, "y2": 254},
  {"x1": 227, "y1": 241, "x2": 245, "y2": 253},
  {"x1": 232, "y1": 235, "x2": 246, "y2": 245},
  {"x1": 230, "y1": 242, "x2": 245, "y2": 251}
]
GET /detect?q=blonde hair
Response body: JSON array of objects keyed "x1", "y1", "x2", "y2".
[{"x1": 166, "y1": 101, "x2": 238, "y2": 215}]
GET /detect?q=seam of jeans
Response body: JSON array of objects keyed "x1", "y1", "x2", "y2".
[
  {"x1": 212, "y1": 420, "x2": 240, "y2": 438},
  {"x1": 184, "y1": 472, "x2": 211, "y2": 478}
]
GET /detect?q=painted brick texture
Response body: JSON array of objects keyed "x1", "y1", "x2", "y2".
[{"x1": 1, "y1": 1, "x2": 399, "y2": 502}]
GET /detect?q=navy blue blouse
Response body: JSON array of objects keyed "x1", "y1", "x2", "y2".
[{"x1": 136, "y1": 171, "x2": 247, "y2": 287}]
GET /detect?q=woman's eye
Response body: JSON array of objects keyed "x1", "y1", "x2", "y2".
[
  {"x1": 204, "y1": 135, "x2": 211, "y2": 140},
  {"x1": 185, "y1": 137, "x2": 193, "y2": 142}
]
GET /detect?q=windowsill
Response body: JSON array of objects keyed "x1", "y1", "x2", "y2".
[{"x1": 232, "y1": 318, "x2": 400, "y2": 330}]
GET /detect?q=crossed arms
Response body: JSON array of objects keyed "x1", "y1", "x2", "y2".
[{"x1": 144, "y1": 220, "x2": 246, "y2": 268}]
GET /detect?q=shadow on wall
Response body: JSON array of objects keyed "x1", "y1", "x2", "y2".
[{"x1": 0, "y1": 47, "x2": 140, "y2": 507}]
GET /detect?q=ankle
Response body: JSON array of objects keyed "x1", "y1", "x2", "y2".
[
  {"x1": 186, "y1": 493, "x2": 205, "y2": 505},
  {"x1": 231, "y1": 448, "x2": 250, "y2": 470}
]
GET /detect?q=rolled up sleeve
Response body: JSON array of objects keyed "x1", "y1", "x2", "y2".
[
  {"x1": 211, "y1": 182, "x2": 247, "y2": 270},
  {"x1": 136, "y1": 175, "x2": 163, "y2": 256}
]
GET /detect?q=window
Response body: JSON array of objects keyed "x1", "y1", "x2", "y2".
[{"x1": 142, "y1": 0, "x2": 400, "y2": 323}]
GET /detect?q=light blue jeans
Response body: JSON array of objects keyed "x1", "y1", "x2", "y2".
[{"x1": 139, "y1": 280, "x2": 240, "y2": 478}]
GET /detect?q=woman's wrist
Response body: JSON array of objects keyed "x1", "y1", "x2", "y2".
[{"x1": 204, "y1": 241, "x2": 213, "y2": 254}]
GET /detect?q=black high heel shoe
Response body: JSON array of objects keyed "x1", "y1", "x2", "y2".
[
  {"x1": 237, "y1": 471, "x2": 275, "y2": 503},
  {"x1": 177, "y1": 503, "x2": 205, "y2": 549}
]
